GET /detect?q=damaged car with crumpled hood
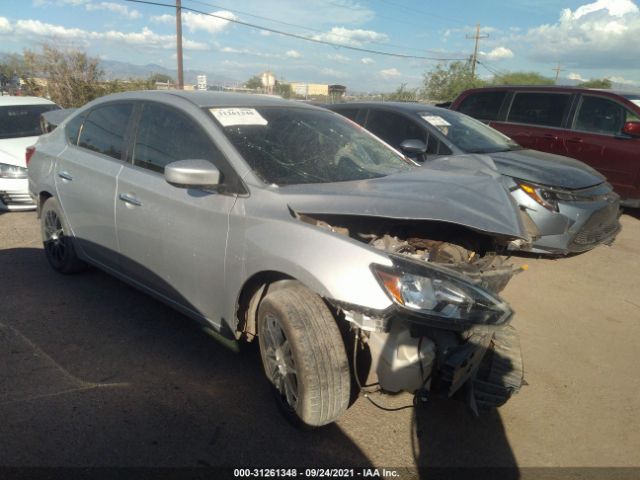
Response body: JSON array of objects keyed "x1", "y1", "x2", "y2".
[{"x1": 29, "y1": 91, "x2": 527, "y2": 427}]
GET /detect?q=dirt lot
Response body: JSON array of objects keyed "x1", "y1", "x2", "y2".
[{"x1": 1, "y1": 210, "x2": 639, "y2": 477}]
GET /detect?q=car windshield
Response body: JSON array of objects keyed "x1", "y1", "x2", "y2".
[
  {"x1": 0, "y1": 104, "x2": 59, "y2": 139},
  {"x1": 419, "y1": 109, "x2": 521, "y2": 154},
  {"x1": 212, "y1": 106, "x2": 414, "y2": 185}
]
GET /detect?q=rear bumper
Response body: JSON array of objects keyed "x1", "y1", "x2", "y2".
[{"x1": 0, "y1": 178, "x2": 36, "y2": 211}]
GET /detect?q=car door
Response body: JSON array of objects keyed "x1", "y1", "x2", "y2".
[
  {"x1": 559, "y1": 94, "x2": 640, "y2": 199},
  {"x1": 55, "y1": 102, "x2": 134, "y2": 268},
  {"x1": 115, "y1": 101, "x2": 238, "y2": 326},
  {"x1": 492, "y1": 91, "x2": 572, "y2": 155}
]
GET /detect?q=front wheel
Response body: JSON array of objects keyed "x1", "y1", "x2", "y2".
[
  {"x1": 257, "y1": 283, "x2": 350, "y2": 427},
  {"x1": 40, "y1": 197, "x2": 87, "y2": 274}
]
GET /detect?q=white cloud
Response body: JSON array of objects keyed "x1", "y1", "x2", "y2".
[
  {"x1": 182, "y1": 10, "x2": 236, "y2": 35},
  {"x1": 286, "y1": 50, "x2": 302, "y2": 58},
  {"x1": 150, "y1": 14, "x2": 173, "y2": 24},
  {"x1": 609, "y1": 75, "x2": 637, "y2": 85},
  {"x1": 320, "y1": 67, "x2": 346, "y2": 78},
  {"x1": 482, "y1": 46, "x2": 514, "y2": 61},
  {"x1": 568, "y1": 72, "x2": 586, "y2": 81},
  {"x1": 360, "y1": 57, "x2": 374, "y2": 64},
  {"x1": 523, "y1": 0, "x2": 640, "y2": 68},
  {"x1": 327, "y1": 53, "x2": 350, "y2": 63},
  {"x1": 85, "y1": 2, "x2": 141, "y2": 19},
  {"x1": 312, "y1": 27, "x2": 388, "y2": 47},
  {"x1": 379, "y1": 68, "x2": 401, "y2": 79},
  {"x1": 0, "y1": 18, "x2": 208, "y2": 50},
  {"x1": 0, "y1": 17, "x2": 12, "y2": 34}
]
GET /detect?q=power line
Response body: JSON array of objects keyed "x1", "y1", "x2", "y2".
[
  {"x1": 185, "y1": 0, "x2": 451, "y2": 55},
  {"x1": 123, "y1": 0, "x2": 466, "y2": 61}
]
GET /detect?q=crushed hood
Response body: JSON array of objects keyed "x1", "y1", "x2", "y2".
[
  {"x1": 488, "y1": 149, "x2": 605, "y2": 189},
  {"x1": 279, "y1": 167, "x2": 527, "y2": 240}
]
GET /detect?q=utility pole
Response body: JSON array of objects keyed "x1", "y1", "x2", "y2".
[
  {"x1": 552, "y1": 63, "x2": 563, "y2": 84},
  {"x1": 467, "y1": 23, "x2": 488, "y2": 79},
  {"x1": 176, "y1": 0, "x2": 184, "y2": 89}
]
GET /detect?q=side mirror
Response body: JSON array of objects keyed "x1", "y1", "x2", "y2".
[
  {"x1": 399, "y1": 139, "x2": 427, "y2": 155},
  {"x1": 165, "y1": 159, "x2": 220, "y2": 188},
  {"x1": 622, "y1": 121, "x2": 640, "y2": 138}
]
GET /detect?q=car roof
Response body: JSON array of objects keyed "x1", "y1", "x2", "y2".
[
  {"x1": 329, "y1": 101, "x2": 448, "y2": 115},
  {"x1": 459, "y1": 85, "x2": 639, "y2": 97},
  {"x1": 91, "y1": 90, "x2": 316, "y2": 109},
  {"x1": 0, "y1": 95, "x2": 57, "y2": 106}
]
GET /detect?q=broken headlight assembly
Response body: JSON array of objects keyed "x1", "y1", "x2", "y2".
[
  {"x1": 0, "y1": 163, "x2": 28, "y2": 179},
  {"x1": 372, "y1": 256, "x2": 513, "y2": 329},
  {"x1": 517, "y1": 180, "x2": 595, "y2": 212}
]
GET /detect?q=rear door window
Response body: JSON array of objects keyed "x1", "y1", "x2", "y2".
[
  {"x1": 78, "y1": 103, "x2": 133, "y2": 160},
  {"x1": 573, "y1": 96, "x2": 632, "y2": 135},
  {"x1": 365, "y1": 110, "x2": 427, "y2": 147},
  {"x1": 65, "y1": 113, "x2": 86, "y2": 145},
  {"x1": 457, "y1": 91, "x2": 506, "y2": 121},
  {"x1": 507, "y1": 92, "x2": 571, "y2": 128},
  {"x1": 133, "y1": 102, "x2": 223, "y2": 175}
]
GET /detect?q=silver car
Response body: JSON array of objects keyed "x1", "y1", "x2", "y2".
[{"x1": 29, "y1": 91, "x2": 525, "y2": 426}]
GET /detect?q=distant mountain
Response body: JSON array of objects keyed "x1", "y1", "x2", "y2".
[{"x1": 100, "y1": 59, "x2": 240, "y2": 86}]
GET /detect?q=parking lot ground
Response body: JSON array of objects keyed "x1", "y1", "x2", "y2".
[{"x1": 1, "y1": 211, "x2": 639, "y2": 477}]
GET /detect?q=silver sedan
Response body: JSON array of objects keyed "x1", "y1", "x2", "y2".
[{"x1": 29, "y1": 91, "x2": 525, "y2": 426}]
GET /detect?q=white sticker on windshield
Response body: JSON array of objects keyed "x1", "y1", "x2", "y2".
[
  {"x1": 209, "y1": 108, "x2": 268, "y2": 126},
  {"x1": 420, "y1": 114, "x2": 451, "y2": 127}
]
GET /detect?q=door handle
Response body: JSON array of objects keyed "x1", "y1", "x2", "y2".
[
  {"x1": 119, "y1": 193, "x2": 142, "y2": 207},
  {"x1": 543, "y1": 134, "x2": 559, "y2": 140},
  {"x1": 566, "y1": 137, "x2": 583, "y2": 144},
  {"x1": 57, "y1": 171, "x2": 73, "y2": 181}
]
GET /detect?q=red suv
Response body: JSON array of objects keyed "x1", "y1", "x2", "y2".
[{"x1": 450, "y1": 86, "x2": 640, "y2": 207}]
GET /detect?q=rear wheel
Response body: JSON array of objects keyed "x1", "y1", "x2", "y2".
[
  {"x1": 257, "y1": 283, "x2": 350, "y2": 427},
  {"x1": 41, "y1": 197, "x2": 87, "y2": 274}
]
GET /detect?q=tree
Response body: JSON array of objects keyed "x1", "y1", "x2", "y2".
[
  {"x1": 23, "y1": 44, "x2": 103, "y2": 107},
  {"x1": 386, "y1": 83, "x2": 419, "y2": 102},
  {"x1": 148, "y1": 73, "x2": 174, "y2": 84},
  {"x1": 274, "y1": 80, "x2": 292, "y2": 98},
  {"x1": 492, "y1": 71, "x2": 554, "y2": 85},
  {"x1": 422, "y1": 61, "x2": 486, "y2": 101},
  {"x1": 245, "y1": 75, "x2": 262, "y2": 90},
  {"x1": 0, "y1": 54, "x2": 28, "y2": 94},
  {"x1": 578, "y1": 78, "x2": 612, "y2": 89}
]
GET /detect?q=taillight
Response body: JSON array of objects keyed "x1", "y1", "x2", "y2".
[{"x1": 26, "y1": 146, "x2": 36, "y2": 166}]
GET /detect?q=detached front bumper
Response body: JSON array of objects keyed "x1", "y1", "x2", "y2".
[{"x1": 0, "y1": 178, "x2": 36, "y2": 211}]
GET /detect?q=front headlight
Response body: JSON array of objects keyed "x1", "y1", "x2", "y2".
[
  {"x1": 517, "y1": 181, "x2": 558, "y2": 212},
  {"x1": 372, "y1": 256, "x2": 513, "y2": 329},
  {"x1": 0, "y1": 163, "x2": 28, "y2": 179}
]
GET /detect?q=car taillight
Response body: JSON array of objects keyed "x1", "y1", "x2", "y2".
[{"x1": 26, "y1": 146, "x2": 36, "y2": 166}]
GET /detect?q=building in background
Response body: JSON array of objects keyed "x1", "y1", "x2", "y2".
[{"x1": 197, "y1": 75, "x2": 207, "y2": 91}]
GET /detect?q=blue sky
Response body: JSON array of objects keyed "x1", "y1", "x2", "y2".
[{"x1": 1, "y1": 0, "x2": 639, "y2": 91}]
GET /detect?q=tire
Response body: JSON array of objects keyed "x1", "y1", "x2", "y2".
[
  {"x1": 40, "y1": 197, "x2": 87, "y2": 274},
  {"x1": 257, "y1": 283, "x2": 350, "y2": 427}
]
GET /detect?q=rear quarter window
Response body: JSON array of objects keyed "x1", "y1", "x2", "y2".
[
  {"x1": 507, "y1": 92, "x2": 571, "y2": 128},
  {"x1": 65, "y1": 113, "x2": 85, "y2": 145},
  {"x1": 457, "y1": 91, "x2": 506, "y2": 121}
]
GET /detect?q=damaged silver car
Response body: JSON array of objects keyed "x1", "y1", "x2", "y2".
[{"x1": 29, "y1": 91, "x2": 525, "y2": 426}]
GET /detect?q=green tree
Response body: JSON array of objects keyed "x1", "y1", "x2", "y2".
[
  {"x1": 148, "y1": 73, "x2": 174, "y2": 84},
  {"x1": 245, "y1": 75, "x2": 262, "y2": 90},
  {"x1": 23, "y1": 44, "x2": 103, "y2": 107},
  {"x1": 102, "y1": 78, "x2": 155, "y2": 94},
  {"x1": 422, "y1": 61, "x2": 486, "y2": 101},
  {"x1": 578, "y1": 78, "x2": 612, "y2": 89},
  {"x1": 386, "y1": 83, "x2": 419, "y2": 102},
  {"x1": 492, "y1": 71, "x2": 554, "y2": 85},
  {"x1": 274, "y1": 80, "x2": 292, "y2": 98},
  {"x1": 0, "y1": 54, "x2": 28, "y2": 93}
]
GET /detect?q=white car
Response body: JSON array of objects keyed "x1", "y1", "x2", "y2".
[{"x1": 0, "y1": 95, "x2": 59, "y2": 211}]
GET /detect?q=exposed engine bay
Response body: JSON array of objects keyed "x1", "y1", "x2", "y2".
[{"x1": 299, "y1": 212, "x2": 525, "y2": 415}]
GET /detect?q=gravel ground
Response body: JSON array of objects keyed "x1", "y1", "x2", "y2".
[{"x1": 1, "y1": 210, "x2": 639, "y2": 478}]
